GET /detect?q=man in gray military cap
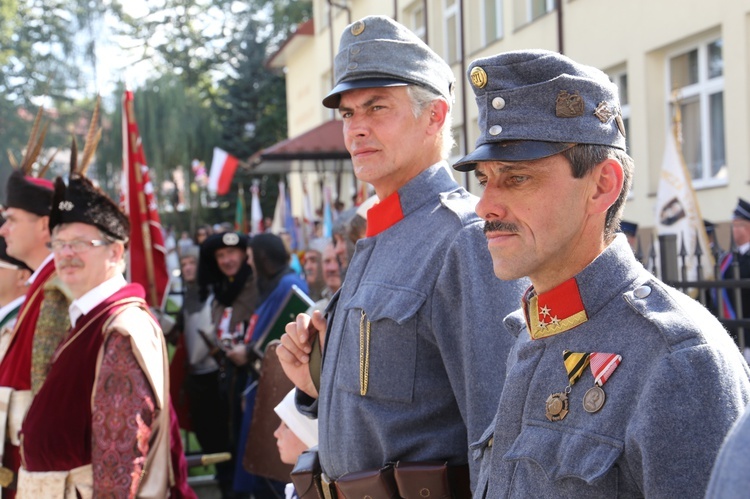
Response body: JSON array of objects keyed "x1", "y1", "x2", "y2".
[
  {"x1": 455, "y1": 49, "x2": 750, "y2": 498},
  {"x1": 279, "y1": 15, "x2": 526, "y2": 496}
]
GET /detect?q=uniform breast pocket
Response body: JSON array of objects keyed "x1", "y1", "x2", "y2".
[
  {"x1": 504, "y1": 421, "x2": 623, "y2": 497},
  {"x1": 335, "y1": 283, "x2": 426, "y2": 404}
]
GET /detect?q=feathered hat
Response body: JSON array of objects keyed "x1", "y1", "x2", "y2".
[
  {"x1": 5, "y1": 107, "x2": 56, "y2": 216},
  {"x1": 49, "y1": 98, "x2": 130, "y2": 242}
]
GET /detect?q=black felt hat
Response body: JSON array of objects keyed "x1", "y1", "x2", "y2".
[
  {"x1": 5, "y1": 170, "x2": 54, "y2": 216},
  {"x1": 4, "y1": 107, "x2": 55, "y2": 216},
  {"x1": 49, "y1": 173, "x2": 130, "y2": 241},
  {"x1": 48, "y1": 99, "x2": 128, "y2": 241}
]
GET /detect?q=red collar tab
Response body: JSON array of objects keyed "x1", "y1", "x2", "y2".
[
  {"x1": 365, "y1": 191, "x2": 404, "y2": 237},
  {"x1": 526, "y1": 277, "x2": 588, "y2": 339}
]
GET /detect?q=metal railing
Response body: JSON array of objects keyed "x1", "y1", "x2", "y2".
[{"x1": 634, "y1": 232, "x2": 748, "y2": 350}]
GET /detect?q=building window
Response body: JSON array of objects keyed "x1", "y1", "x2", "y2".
[
  {"x1": 607, "y1": 70, "x2": 630, "y2": 153},
  {"x1": 668, "y1": 38, "x2": 725, "y2": 184},
  {"x1": 482, "y1": 0, "x2": 503, "y2": 44},
  {"x1": 410, "y1": 3, "x2": 426, "y2": 41},
  {"x1": 444, "y1": 0, "x2": 460, "y2": 64},
  {"x1": 528, "y1": 0, "x2": 554, "y2": 22}
]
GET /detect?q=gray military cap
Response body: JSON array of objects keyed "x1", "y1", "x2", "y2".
[
  {"x1": 322, "y1": 15, "x2": 455, "y2": 109},
  {"x1": 454, "y1": 50, "x2": 626, "y2": 172}
]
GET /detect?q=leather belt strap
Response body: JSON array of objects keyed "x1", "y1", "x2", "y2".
[{"x1": 318, "y1": 463, "x2": 470, "y2": 499}]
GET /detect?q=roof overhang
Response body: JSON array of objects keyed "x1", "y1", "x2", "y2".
[
  {"x1": 266, "y1": 18, "x2": 314, "y2": 69},
  {"x1": 249, "y1": 119, "x2": 351, "y2": 174}
]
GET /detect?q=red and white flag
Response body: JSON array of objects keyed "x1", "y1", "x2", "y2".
[
  {"x1": 120, "y1": 90, "x2": 170, "y2": 308},
  {"x1": 208, "y1": 147, "x2": 239, "y2": 196}
]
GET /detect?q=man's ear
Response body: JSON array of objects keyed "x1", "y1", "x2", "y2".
[
  {"x1": 427, "y1": 99, "x2": 449, "y2": 132},
  {"x1": 109, "y1": 241, "x2": 125, "y2": 264},
  {"x1": 589, "y1": 158, "x2": 624, "y2": 215}
]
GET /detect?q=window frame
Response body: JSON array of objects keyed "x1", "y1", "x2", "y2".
[
  {"x1": 526, "y1": 0, "x2": 555, "y2": 23},
  {"x1": 665, "y1": 36, "x2": 726, "y2": 189},
  {"x1": 443, "y1": 0, "x2": 460, "y2": 64},
  {"x1": 481, "y1": 0, "x2": 504, "y2": 45}
]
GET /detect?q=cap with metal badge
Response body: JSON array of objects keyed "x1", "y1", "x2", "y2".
[
  {"x1": 454, "y1": 49, "x2": 626, "y2": 172},
  {"x1": 322, "y1": 15, "x2": 455, "y2": 109}
]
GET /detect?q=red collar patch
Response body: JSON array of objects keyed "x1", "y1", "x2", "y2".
[
  {"x1": 365, "y1": 191, "x2": 404, "y2": 237},
  {"x1": 525, "y1": 278, "x2": 588, "y2": 339}
]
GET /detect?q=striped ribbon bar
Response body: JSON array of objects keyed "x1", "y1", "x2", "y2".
[
  {"x1": 589, "y1": 352, "x2": 622, "y2": 386},
  {"x1": 563, "y1": 350, "x2": 591, "y2": 386}
]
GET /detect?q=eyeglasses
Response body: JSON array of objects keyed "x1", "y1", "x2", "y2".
[{"x1": 46, "y1": 239, "x2": 111, "y2": 254}]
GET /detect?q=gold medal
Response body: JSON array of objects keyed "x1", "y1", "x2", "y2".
[
  {"x1": 545, "y1": 392, "x2": 569, "y2": 421},
  {"x1": 583, "y1": 385, "x2": 606, "y2": 413}
]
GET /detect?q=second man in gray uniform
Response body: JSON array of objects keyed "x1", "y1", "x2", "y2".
[{"x1": 279, "y1": 15, "x2": 527, "y2": 496}]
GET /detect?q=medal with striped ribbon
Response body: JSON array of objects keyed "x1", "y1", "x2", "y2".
[
  {"x1": 545, "y1": 350, "x2": 590, "y2": 422},
  {"x1": 583, "y1": 352, "x2": 622, "y2": 413}
]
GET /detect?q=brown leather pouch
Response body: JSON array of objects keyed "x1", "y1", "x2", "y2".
[
  {"x1": 291, "y1": 449, "x2": 323, "y2": 499},
  {"x1": 394, "y1": 461, "x2": 451, "y2": 499},
  {"x1": 334, "y1": 465, "x2": 399, "y2": 499}
]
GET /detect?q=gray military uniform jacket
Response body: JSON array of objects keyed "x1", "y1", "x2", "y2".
[
  {"x1": 473, "y1": 235, "x2": 750, "y2": 498},
  {"x1": 299, "y1": 163, "x2": 527, "y2": 483}
]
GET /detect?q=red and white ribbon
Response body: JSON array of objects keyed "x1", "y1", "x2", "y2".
[{"x1": 589, "y1": 352, "x2": 622, "y2": 386}]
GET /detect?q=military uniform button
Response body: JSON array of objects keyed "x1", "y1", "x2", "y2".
[
  {"x1": 347, "y1": 62, "x2": 358, "y2": 70},
  {"x1": 350, "y1": 46, "x2": 361, "y2": 55},
  {"x1": 492, "y1": 97, "x2": 506, "y2": 110},
  {"x1": 420, "y1": 488, "x2": 431, "y2": 497},
  {"x1": 489, "y1": 125, "x2": 503, "y2": 136},
  {"x1": 634, "y1": 285, "x2": 651, "y2": 298},
  {"x1": 351, "y1": 20, "x2": 365, "y2": 35}
]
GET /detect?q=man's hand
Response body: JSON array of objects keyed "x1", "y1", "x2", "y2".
[{"x1": 278, "y1": 310, "x2": 327, "y2": 398}]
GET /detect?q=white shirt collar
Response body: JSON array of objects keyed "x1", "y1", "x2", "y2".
[
  {"x1": 739, "y1": 242, "x2": 750, "y2": 256},
  {"x1": 0, "y1": 295, "x2": 25, "y2": 325},
  {"x1": 26, "y1": 252, "x2": 54, "y2": 286},
  {"x1": 68, "y1": 274, "x2": 128, "y2": 328}
]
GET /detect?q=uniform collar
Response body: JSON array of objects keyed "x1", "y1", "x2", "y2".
[
  {"x1": 519, "y1": 234, "x2": 642, "y2": 340},
  {"x1": 524, "y1": 278, "x2": 588, "y2": 339},
  {"x1": 365, "y1": 162, "x2": 456, "y2": 237}
]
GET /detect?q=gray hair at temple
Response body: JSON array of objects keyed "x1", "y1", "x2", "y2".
[{"x1": 406, "y1": 85, "x2": 455, "y2": 161}]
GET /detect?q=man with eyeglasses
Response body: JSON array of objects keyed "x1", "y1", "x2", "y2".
[
  {"x1": 0, "y1": 229, "x2": 32, "y2": 362},
  {"x1": 17, "y1": 170, "x2": 174, "y2": 496},
  {"x1": 0, "y1": 169, "x2": 71, "y2": 496}
]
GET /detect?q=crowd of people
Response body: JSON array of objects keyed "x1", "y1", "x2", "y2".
[{"x1": 1, "y1": 12, "x2": 750, "y2": 499}]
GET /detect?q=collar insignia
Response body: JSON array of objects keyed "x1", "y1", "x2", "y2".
[{"x1": 526, "y1": 278, "x2": 588, "y2": 339}]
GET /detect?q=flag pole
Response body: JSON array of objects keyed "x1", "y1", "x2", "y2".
[
  {"x1": 125, "y1": 97, "x2": 159, "y2": 306},
  {"x1": 669, "y1": 90, "x2": 715, "y2": 276}
]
